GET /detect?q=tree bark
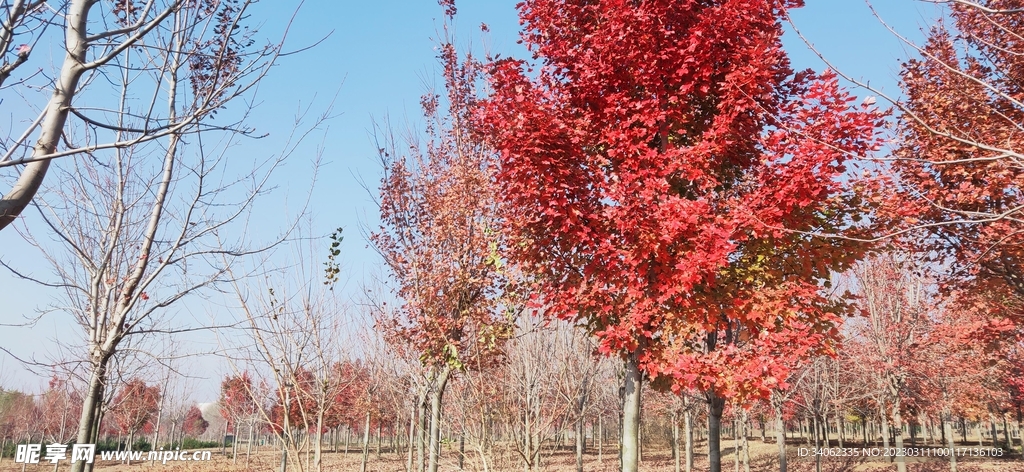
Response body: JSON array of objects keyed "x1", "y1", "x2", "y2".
[
  {"x1": 621, "y1": 351, "x2": 643, "y2": 472},
  {"x1": 943, "y1": 410, "x2": 957, "y2": 472},
  {"x1": 575, "y1": 415, "x2": 584, "y2": 472},
  {"x1": 775, "y1": 406, "x2": 787, "y2": 472},
  {"x1": 71, "y1": 354, "x2": 109, "y2": 472},
  {"x1": 360, "y1": 411, "x2": 372, "y2": 472},
  {"x1": 685, "y1": 399, "x2": 694, "y2": 472},
  {"x1": 892, "y1": 402, "x2": 907, "y2": 472},
  {"x1": 407, "y1": 403, "x2": 416, "y2": 472},
  {"x1": 742, "y1": 410, "x2": 750, "y2": 472},
  {"x1": 707, "y1": 392, "x2": 726, "y2": 472},
  {"x1": 427, "y1": 366, "x2": 451, "y2": 472},
  {"x1": 672, "y1": 412, "x2": 680, "y2": 472}
]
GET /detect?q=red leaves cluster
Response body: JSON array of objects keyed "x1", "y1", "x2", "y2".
[
  {"x1": 182, "y1": 405, "x2": 209, "y2": 438},
  {"x1": 480, "y1": 0, "x2": 880, "y2": 401},
  {"x1": 39, "y1": 376, "x2": 82, "y2": 441},
  {"x1": 109, "y1": 378, "x2": 160, "y2": 436},
  {"x1": 220, "y1": 371, "x2": 258, "y2": 431}
]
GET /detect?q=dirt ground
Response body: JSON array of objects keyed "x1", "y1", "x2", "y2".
[{"x1": 1, "y1": 440, "x2": 1021, "y2": 471}]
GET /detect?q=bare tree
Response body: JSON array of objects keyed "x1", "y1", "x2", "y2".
[
  {"x1": 0, "y1": 0, "x2": 297, "y2": 231},
  {"x1": 224, "y1": 223, "x2": 359, "y2": 472},
  {"x1": 500, "y1": 317, "x2": 575, "y2": 471},
  {"x1": 0, "y1": 12, "x2": 327, "y2": 468}
]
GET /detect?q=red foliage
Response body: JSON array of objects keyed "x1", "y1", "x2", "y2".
[
  {"x1": 220, "y1": 371, "x2": 258, "y2": 431},
  {"x1": 480, "y1": 0, "x2": 880, "y2": 401},
  {"x1": 371, "y1": 36, "x2": 511, "y2": 372},
  {"x1": 886, "y1": 1, "x2": 1024, "y2": 328},
  {"x1": 109, "y1": 378, "x2": 160, "y2": 436},
  {"x1": 39, "y1": 375, "x2": 82, "y2": 441},
  {"x1": 182, "y1": 405, "x2": 209, "y2": 438}
]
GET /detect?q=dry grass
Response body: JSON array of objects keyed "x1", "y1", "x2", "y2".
[{"x1": 0, "y1": 440, "x2": 1020, "y2": 471}]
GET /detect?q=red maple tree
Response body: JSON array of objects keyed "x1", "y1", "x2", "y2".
[
  {"x1": 108, "y1": 379, "x2": 160, "y2": 450},
  {"x1": 182, "y1": 405, "x2": 209, "y2": 438},
  {"x1": 480, "y1": 1, "x2": 880, "y2": 470},
  {"x1": 370, "y1": 13, "x2": 512, "y2": 471},
  {"x1": 886, "y1": 0, "x2": 1024, "y2": 327}
]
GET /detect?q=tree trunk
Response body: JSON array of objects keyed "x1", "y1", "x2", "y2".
[
  {"x1": 71, "y1": 354, "x2": 109, "y2": 472},
  {"x1": 685, "y1": 399, "x2": 694, "y2": 472},
  {"x1": 246, "y1": 422, "x2": 254, "y2": 469},
  {"x1": 943, "y1": 410, "x2": 957, "y2": 472},
  {"x1": 621, "y1": 352, "x2": 643, "y2": 472},
  {"x1": 407, "y1": 404, "x2": 416, "y2": 472},
  {"x1": 360, "y1": 411, "x2": 371, "y2": 472},
  {"x1": 575, "y1": 416, "x2": 584, "y2": 472},
  {"x1": 707, "y1": 392, "x2": 726, "y2": 472},
  {"x1": 892, "y1": 402, "x2": 907, "y2": 472},
  {"x1": 672, "y1": 412, "x2": 680, "y2": 472},
  {"x1": 459, "y1": 433, "x2": 465, "y2": 470},
  {"x1": 151, "y1": 391, "x2": 165, "y2": 465},
  {"x1": 733, "y1": 417, "x2": 739, "y2": 472},
  {"x1": 427, "y1": 366, "x2": 452, "y2": 472},
  {"x1": 836, "y1": 412, "x2": 844, "y2": 448},
  {"x1": 598, "y1": 414, "x2": 603, "y2": 464},
  {"x1": 775, "y1": 406, "x2": 787, "y2": 472},
  {"x1": 880, "y1": 404, "x2": 891, "y2": 461},
  {"x1": 377, "y1": 421, "x2": 383, "y2": 459},
  {"x1": 742, "y1": 410, "x2": 750, "y2": 472},
  {"x1": 1001, "y1": 414, "x2": 1010, "y2": 450},
  {"x1": 417, "y1": 388, "x2": 428, "y2": 472}
]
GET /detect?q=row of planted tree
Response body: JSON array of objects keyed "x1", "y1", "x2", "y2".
[{"x1": 5, "y1": 268, "x2": 1019, "y2": 472}]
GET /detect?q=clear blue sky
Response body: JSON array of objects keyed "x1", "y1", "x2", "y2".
[{"x1": 0, "y1": 0, "x2": 939, "y2": 401}]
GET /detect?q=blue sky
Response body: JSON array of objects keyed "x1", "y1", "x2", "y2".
[{"x1": 0, "y1": 0, "x2": 939, "y2": 400}]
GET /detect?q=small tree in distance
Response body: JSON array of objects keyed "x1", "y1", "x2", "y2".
[
  {"x1": 182, "y1": 405, "x2": 210, "y2": 440},
  {"x1": 109, "y1": 379, "x2": 160, "y2": 460}
]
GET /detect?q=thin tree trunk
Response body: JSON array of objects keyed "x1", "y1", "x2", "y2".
[
  {"x1": 733, "y1": 417, "x2": 739, "y2": 472},
  {"x1": 892, "y1": 401, "x2": 907, "y2": 472},
  {"x1": 459, "y1": 433, "x2": 465, "y2": 470},
  {"x1": 1001, "y1": 414, "x2": 1010, "y2": 450},
  {"x1": 685, "y1": 400, "x2": 694, "y2": 472},
  {"x1": 880, "y1": 405, "x2": 891, "y2": 461},
  {"x1": 836, "y1": 412, "x2": 844, "y2": 448},
  {"x1": 672, "y1": 412, "x2": 680, "y2": 472},
  {"x1": 742, "y1": 410, "x2": 750, "y2": 472},
  {"x1": 427, "y1": 367, "x2": 452, "y2": 472},
  {"x1": 621, "y1": 352, "x2": 643, "y2": 472},
  {"x1": 775, "y1": 406, "x2": 787, "y2": 472},
  {"x1": 407, "y1": 404, "x2": 416, "y2": 472},
  {"x1": 246, "y1": 422, "x2": 254, "y2": 469},
  {"x1": 708, "y1": 393, "x2": 725, "y2": 472},
  {"x1": 943, "y1": 410, "x2": 957, "y2": 472},
  {"x1": 576, "y1": 416, "x2": 584, "y2": 472},
  {"x1": 360, "y1": 411, "x2": 371, "y2": 472},
  {"x1": 71, "y1": 355, "x2": 109, "y2": 472},
  {"x1": 376, "y1": 421, "x2": 382, "y2": 459}
]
